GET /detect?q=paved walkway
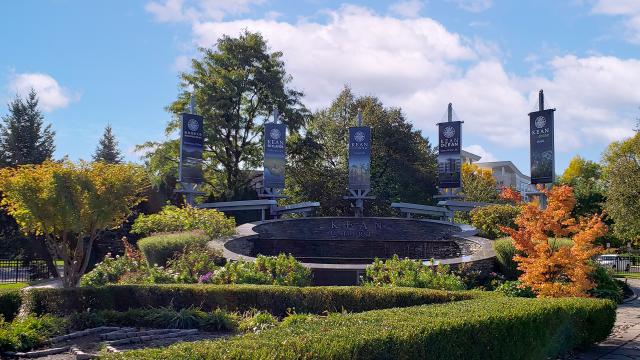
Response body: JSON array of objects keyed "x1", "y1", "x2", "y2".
[{"x1": 576, "y1": 279, "x2": 640, "y2": 359}]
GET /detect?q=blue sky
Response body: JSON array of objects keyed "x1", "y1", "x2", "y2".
[{"x1": 1, "y1": 0, "x2": 639, "y2": 176}]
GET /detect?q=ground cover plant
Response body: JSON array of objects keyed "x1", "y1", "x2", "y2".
[
  {"x1": 363, "y1": 255, "x2": 465, "y2": 290},
  {"x1": 100, "y1": 296, "x2": 615, "y2": 360},
  {"x1": 0, "y1": 315, "x2": 65, "y2": 352}
]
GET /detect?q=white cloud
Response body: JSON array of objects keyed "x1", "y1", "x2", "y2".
[
  {"x1": 464, "y1": 144, "x2": 497, "y2": 162},
  {"x1": 389, "y1": 0, "x2": 425, "y2": 18},
  {"x1": 592, "y1": 0, "x2": 640, "y2": 43},
  {"x1": 146, "y1": 0, "x2": 264, "y2": 23},
  {"x1": 164, "y1": 5, "x2": 638, "y2": 153},
  {"x1": 7, "y1": 73, "x2": 79, "y2": 112},
  {"x1": 450, "y1": 0, "x2": 493, "y2": 12},
  {"x1": 173, "y1": 55, "x2": 191, "y2": 72}
]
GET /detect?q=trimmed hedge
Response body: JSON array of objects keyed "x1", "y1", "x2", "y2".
[
  {"x1": 470, "y1": 204, "x2": 520, "y2": 239},
  {"x1": 0, "y1": 288, "x2": 23, "y2": 321},
  {"x1": 137, "y1": 231, "x2": 209, "y2": 266},
  {"x1": 21, "y1": 284, "x2": 475, "y2": 317},
  {"x1": 102, "y1": 296, "x2": 615, "y2": 360}
]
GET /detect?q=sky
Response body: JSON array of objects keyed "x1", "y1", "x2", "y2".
[{"x1": 1, "y1": 0, "x2": 639, "y2": 176}]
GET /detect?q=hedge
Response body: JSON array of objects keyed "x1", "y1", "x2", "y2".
[
  {"x1": 21, "y1": 284, "x2": 476, "y2": 317},
  {"x1": 102, "y1": 296, "x2": 615, "y2": 360},
  {"x1": 0, "y1": 289, "x2": 22, "y2": 321},
  {"x1": 137, "y1": 231, "x2": 210, "y2": 266}
]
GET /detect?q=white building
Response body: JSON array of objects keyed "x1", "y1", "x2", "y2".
[{"x1": 463, "y1": 150, "x2": 537, "y2": 200}]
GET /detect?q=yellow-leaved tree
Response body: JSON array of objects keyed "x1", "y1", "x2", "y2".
[
  {"x1": 501, "y1": 185, "x2": 607, "y2": 297},
  {"x1": 0, "y1": 161, "x2": 148, "y2": 287}
]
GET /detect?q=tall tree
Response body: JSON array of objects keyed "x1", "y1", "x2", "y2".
[
  {"x1": 139, "y1": 31, "x2": 309, "y2": 200},
  {"x1": 286, "y1": 88, "x2": 438, "y2": 216},
  {"x1": 558, "y1": 155, "x2": 605, "y2": 217},
  {"x1": 93, "y1": 124, "x2": 123, "y2": 163},
  {"x1": 602, "y1": 133, "x2": 640, "y2": 246},
  {"x1": 461, "y1": 163, "x2": 498, "y2": 202},
  {"x1": 0, "y1": 89, "x2": 55, "y2": 166}
]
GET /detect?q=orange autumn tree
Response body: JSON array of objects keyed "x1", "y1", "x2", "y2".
[
  {"x1": 499, "y1": 187, "x2": 522, "y2": 204},
  {"x1": 501, "y1": 185, "x2": 607, "y2": 297}
]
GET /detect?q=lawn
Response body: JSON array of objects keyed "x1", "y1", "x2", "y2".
[{"x1": 0, "y1": 282, "x2": 28, "y2": 291}]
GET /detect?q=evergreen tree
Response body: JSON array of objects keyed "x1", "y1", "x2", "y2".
[
  {"x1": 0, "y1": 89, "x2": 56, "y2": 166},
  {"x1": 93, "y1": 124, "x2": 123, "y2": 163}
]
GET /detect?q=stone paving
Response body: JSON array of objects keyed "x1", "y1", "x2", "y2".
[{"x1": 576, "y1": 279, "x2": 640, "y2": 360}]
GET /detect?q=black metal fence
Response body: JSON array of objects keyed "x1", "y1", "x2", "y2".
[
  {"x1": 596, "y1": 255, "x2": 640, "y2": 274},
  {"x1": 0, "y1": 259, "x2": 55, "y2": 283}
]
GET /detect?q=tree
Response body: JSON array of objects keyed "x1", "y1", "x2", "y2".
[
  {"x1": 461, "y1": 163, "x2": 498, "y2": 202},
  {"x1": 501, "y1": 185, "x2": 607, "y2": 297},
  {"x1": 0, "y1": 89, "x2": 55, "y2": 167},
  {"x1": 140, "y1": 31, "x2": 309, "y2": 200},
  {"x1": 602, "y1": 133, "x2": 640, "y2": 246},
  {"x1": 286, "y1": 88, "x2": 438, "y2": 216},
  {"x1": 93, "y1": 124, "x2": 123, "y2": 163},
  {"x1": 558, "y1": 155, "x2": 605, "y2": 217},
  {"x1": 0, "y1": 161, "x2": 148, "y2": 287}
]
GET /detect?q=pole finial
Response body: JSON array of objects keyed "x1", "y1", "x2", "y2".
[
  {"x1": 447, "y1": 103, "x2": 453, "y2": 122},
  {"x1": 357, "y1": 108, "x2": 363, "y2": 126},
  {"x1": 538, "y1": 89, "x2": 544, "y2": 112},
  {"x1": 273, "y1": 106, "x2": 279, "y2": 124}
]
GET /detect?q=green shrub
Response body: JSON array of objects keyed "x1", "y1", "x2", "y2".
[
  {"x1": 238, "y1": 310, "x2": 278, "y2": 333},
  {"x1": 0, "y1": 288, "x2": 23, "y2": 321},
  {"x1": 21, "y1": 284, "x2": 474, "y2": 317},
  {"x1": 67, "y1": 307, "x2": 239, "y2": 332},
  {"x1": 131, "y1": 205, "x2": 236, "y2": 240},
  {"x1": 168, "y1": 244, "x2": 225, "y2": 283},
  {"x1": 495, "y1": 280, "x2": 535, "y2": 298},
  {"x1": 80, "y1": 253, "x2": 143, "y2": 287},
  {"x1": 101, "y1": 297, "x2": 615, "y2": 360},
  {"x1": 137, "y1": 231, "x2": 210, "y2": 266},
  {"x1": 589, "y1": 265, "x2": 624, "y2": 303},
  {"x1": 207, "y1": 254, "x2": 312, "y2": 286},
  {"x1": 470, "y1": 204, "x2": 520, "y2": 239},
  {"x1": 363, "y1": 255, "x2": 466, "y2": 291},
  {"x1": 0, "y1": 315, "x2": 65, "y2": 352}
]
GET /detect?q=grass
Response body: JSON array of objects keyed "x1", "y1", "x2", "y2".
[
  {"x1": 0, "y1": 282, "x2": 28, "y2": 291},
  {"x1": 614, "y1": 273, "x2": 640, "y2": 279}
]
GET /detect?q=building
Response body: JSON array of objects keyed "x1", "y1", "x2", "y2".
[{"x1": 475, "y1": 161, "x2": 536, "y2": 198}]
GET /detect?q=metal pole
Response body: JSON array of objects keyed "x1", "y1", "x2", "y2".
[
  {"x1": 448, "y1": 103, "x2": 452, "y2": 122},
  {"x1": 357, "y1": 108, "x2": 362, "y2": 126},
  {"x1": 539, "y1": 90, "x2": 544, "y2": 112}
]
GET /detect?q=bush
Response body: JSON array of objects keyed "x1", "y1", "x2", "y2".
[
  {"x1": 101, "y1": 297, "x2": 616, "y2": 360},
  {"x1": 205, "y1": 254, "x2": 312, "y2": 287},
  {"x1": 238, "y1": 310, "x2": 278, "y2": 333},
  {"x1": 589, "y1": 265, "x2": 624, "y2": 303},
  {"x1": 137, "y1": 231, "x2": 210, "y2": 266},
  {"x1": 0, "y1": 287, "x2": 23, "y2": 321},
  {"x1": 131, "y1": 205, "x2": 236, "y2": 240},
  {"x1": 470, "y1": 204, "x2": 520, "y2": 239},
  {"x1": 495, "y1": 280, "x2": 535, "y2": 298},
  {"x1": 167, "y1": 244, "x2": 225, "y2": 283},
  {"x1": 363, "y1": 255, "x2": 466, "y2": 291},
  {"x1": 80, "y1": 253, "x2": 143, "y2": 287},
  {"x1": 21, "y1": 285, "x2": 475, "y2": 318},
  {"x1": 0, "y1": 315, "x2": 65, "y2": 352},
  {"x1": 67, "y1": 307, "x2": 239, "y2": 332}
]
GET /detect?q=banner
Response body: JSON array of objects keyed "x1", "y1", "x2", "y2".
[
  {"x1": 179, "y1": 113, "x2": 204, "y2": 183},
  {"x1": 529, "y1": 109, "x2": 555, "y2": 184},
  {"x1": 348, "y1": 126, "x2": 371, "y2": 190},
  {"x1": 263, "y1": 123, "x2": 286, "y2": 189},
  {"x1": 437, "y1": 121, "x2": 462, "y2": 188}
]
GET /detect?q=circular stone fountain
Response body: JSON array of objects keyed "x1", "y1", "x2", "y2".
[{"x1": 223, "y1": 217, "x2": 495, "y2": 285}]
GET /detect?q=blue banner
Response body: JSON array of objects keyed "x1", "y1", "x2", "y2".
[
  {"x1": 179, "y1": 113, "x2": 204, "y2": 184},
  {"x1": 437, "y1": 121, "x2": 462, "y2": 188},
  {"x1": 529, "y1": 109, "x2": 555, "y2": 184},
  {"x1": 264, "y1": 123, "x2": 286, "y2": 189},
  {"x1": 348, "y1": 126, "x2": 371, "y2": 190}
]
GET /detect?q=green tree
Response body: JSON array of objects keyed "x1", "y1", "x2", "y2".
[
  {"x1": 93, "y1": 124, "x2": 123, "y2": 163},
  {"x1": 602, "y1": 133, "x2": 640, "y2": 246},
  {"x1": 139, "y1": 31, "x2": 309, "y2": 200},
  {"x1": 286, "y1": 88, "x2": 438, "y2": 216},
  {"x1": 0, "y1": 161, "x2": 148, "y2": 287},
  {"x1": 558, "y1": 156, "x2": 605, "y2": 217},
  {"x1": 461, "y1": 163, "x2": 498, "y2": 202},
  {"x1": 0, "y1": 89, "x2": 55, "y2": 167}
]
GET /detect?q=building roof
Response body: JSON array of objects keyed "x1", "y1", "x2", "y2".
[{"x1": 461, "y1": 150, "x2": 481, "y2": 162}]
